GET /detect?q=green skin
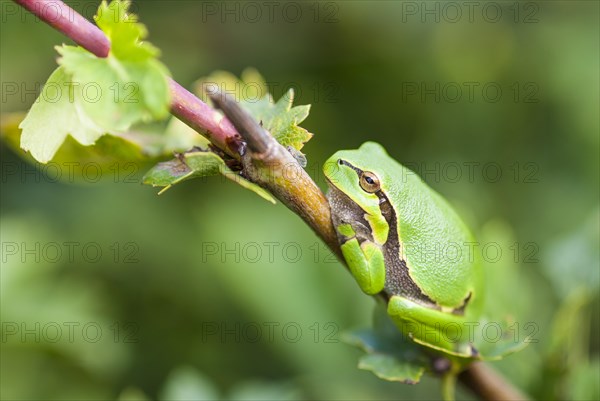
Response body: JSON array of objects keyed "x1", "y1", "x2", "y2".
[{"x1": 324, "y1": 142, "x2": 484, "y2": 357}]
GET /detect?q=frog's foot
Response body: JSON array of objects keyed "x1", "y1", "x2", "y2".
[{"x1": 340, "y1": 238, "x2": 385, "y2": 295}]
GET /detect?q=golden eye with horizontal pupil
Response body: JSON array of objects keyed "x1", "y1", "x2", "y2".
[{"x1": 359, "y1": 171, "x2": 380, "y2": 193}]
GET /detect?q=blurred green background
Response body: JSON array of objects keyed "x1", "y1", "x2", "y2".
[{"x1": 1, "y1": 1, "x2": 598, "y2": 400}]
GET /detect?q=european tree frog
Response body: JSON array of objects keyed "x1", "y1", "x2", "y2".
[{"x1": 324, "y1": 142, "x2": 483, "y2": 357}]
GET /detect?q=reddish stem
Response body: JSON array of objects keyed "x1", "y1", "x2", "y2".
[
  {"x1": 15, "y1": 0, "x2": 110, "y2": 57},
  {"x1": 13, "y1": 0, "x2": 240, "y2": 159},
  {"x1": 169, "y1": 80, "x2": 241, "y2": 157}
]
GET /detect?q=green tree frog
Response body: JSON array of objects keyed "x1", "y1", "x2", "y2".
[{"x1": 324, "y1": 142, "x2": 483, "y2": 357}]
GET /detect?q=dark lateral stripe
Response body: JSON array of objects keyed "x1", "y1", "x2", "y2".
[{"x1": 375, "y1": 190, "x2": 437, "y2": 305}]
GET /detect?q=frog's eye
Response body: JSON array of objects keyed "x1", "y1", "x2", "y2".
[{"x1": 359, "y1": 171, "x2": 380, "y2": 193}]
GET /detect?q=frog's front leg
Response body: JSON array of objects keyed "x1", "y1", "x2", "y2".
[
  {"x1": 388, "y1": 296, "x2": 475, "y2": 357},
  {"x1": 337, "y1": 223, "x2": 385, "y2": 295}
]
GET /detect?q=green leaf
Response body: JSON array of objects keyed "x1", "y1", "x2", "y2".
[
  {"x1": 18, "y1": 0, "x2": 171, "y2": 164},
  {"x1": 142, "y1": 151, "x2": 221, "y2": 188},
  {"x1": 57, "y1": 44, "x2": 170, "y2": 132},
  {"x1": 19, "y1": 67, "x2": 104, "y2": 163},
  {"x1": 143, "y1": 149, "x2": 276, "y2": 203},
  {"x1": 4, "y1": 111, "x2": 205, "y2": 183},
  {"x1": 95, "y1": 0, "x2": 172, "y2": 120},
  {"x1": 358, "y1": 354, "x2": 425, "y2": 384},
  {"x1": 196, "y1": 69, "x2": 313, "y2": 151},
  {"x1": 94, "y1": 0, "x2": 159, "y2": 61},
  {"x1": 343, "y1": 303, "x2": 428, "y2": 384},
  {"x1": 245, "y1": 89, "x2": 312, "y2": 151}
]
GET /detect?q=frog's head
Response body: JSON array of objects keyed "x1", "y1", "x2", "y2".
[{"x1": 324, "y1": 142, "x2": 395, "y2": 244}]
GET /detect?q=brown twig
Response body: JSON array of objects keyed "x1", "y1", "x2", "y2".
[
  {"x1": 208, "y1": 87, "x2": 341, "y2": 257},
  {"x1": 459, "y1": 363, "x2": 529, "y2": 400},
  {"x1": 10, "y1": 1, "x2": 528, "y2": 399}
]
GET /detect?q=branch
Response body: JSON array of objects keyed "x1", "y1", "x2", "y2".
[
  {"x1": 11, "y1": 1, "x2": 529, "y2": 400},
  {"x1": 459, "y1": 363, "x2": 529, "y2": 400},
  {"x1": 208, "y1": 87, "x2": 341, "y2": 257}
]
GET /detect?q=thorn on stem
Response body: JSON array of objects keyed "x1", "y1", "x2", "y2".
[{"x1": 207, "y1": 87, "x2": 272, "y2": 155}]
